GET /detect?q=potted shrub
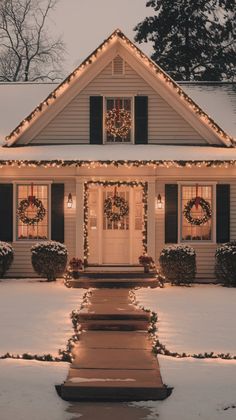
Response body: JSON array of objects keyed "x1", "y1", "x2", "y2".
[
  {"x1": 0, "y1": 242, "x2": 14, "y2": 278},
  {"x1": 139, "y1": 254, "x2": 155, "y2": 273},
  {"x1": 67, "y1": 257, "x2": 83, "y2": 279},
  {"x1": 215, "y1": 241, "x2": 236, "y2": 287},
  {"x1": 31, "y1": 241, "x2": 68, "y2": 281},
  {"x1": 159, "y1": 245, "x2": 196, "y2": 285}
]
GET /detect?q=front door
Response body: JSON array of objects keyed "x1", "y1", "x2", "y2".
[{"x1": 88, "y1": 185, "x2": 143, "y2": 265}]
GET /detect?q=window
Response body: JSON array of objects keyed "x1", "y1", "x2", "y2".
[
  {"x1": 17, "y1": 184, "x2": 49, "y2": 240},
  {"x1": 181, "y1": 185, "x2": 213, "y2": 241},
  {"x1": 105, "y1": 97, "x2": 132, "y2": 143}
]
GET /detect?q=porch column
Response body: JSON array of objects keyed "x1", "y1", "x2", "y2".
[
  {"x1": 76, "y1": 179, "x2": 84, "y2": 258},
  {"x1": 147, "y1": 181, "x2": 156, "y2": 259}
]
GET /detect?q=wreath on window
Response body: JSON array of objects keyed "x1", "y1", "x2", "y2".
[
  {"x1": 183, "y1": 197, "x2": 212, "y2": 226},
  {"x1": 105, "y1": 107, "x2": 131, "y2": 138},
  {"x1": 104, "y1": 194, "x2": 129, "y2": 222},
  {"x1": 17, "y1": 196, "x2": 46, "y2": 226}
]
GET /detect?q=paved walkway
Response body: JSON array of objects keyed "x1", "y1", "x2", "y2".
[{"x1": 59, "y1": 289, "x2": 170, "y2": 401}]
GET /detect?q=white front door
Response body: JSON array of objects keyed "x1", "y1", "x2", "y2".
[{"x1": 88, "y1": 185, "x2": 143, "y2": 265}]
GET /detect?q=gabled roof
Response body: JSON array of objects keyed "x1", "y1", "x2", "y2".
[{"x1": 4, "y1": 29, "x2": 234, "y2": 147}]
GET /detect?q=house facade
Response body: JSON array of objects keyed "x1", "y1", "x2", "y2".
[{"x1": 0, "y1": 29, "x2": 236, "y2": 279}]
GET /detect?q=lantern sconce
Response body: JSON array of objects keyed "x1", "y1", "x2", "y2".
[
  {"x1": 156, "y1": 194, "x2": 163, "y2": 209},
  {"x1": 67, "y1": 193, "x2": 73, "y2": 208}
]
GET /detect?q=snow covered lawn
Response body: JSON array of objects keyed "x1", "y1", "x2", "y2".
[
  {"x1": 133, "y1": 285, "x2": 236, "y2": 419},
  {"x1": 0, "y1": 359, "x2": 70, "y2": 420},
  {"x1": 135, "y1": 284, "x2": 236, "y2": 354},
  {"x1": 1, "y1": 281, "x2": 236, "y2": 420},
  {"x1": 0, "y1": 279, "x2": 84, "y2": 355}
]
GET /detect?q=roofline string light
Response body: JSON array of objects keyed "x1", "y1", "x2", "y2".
[
  {"x1": 4, "y1": 29, "x2": 234, "y2": 147},
  {"x1": 1, "y1": 159, "x2": 236, "y2": 169}
]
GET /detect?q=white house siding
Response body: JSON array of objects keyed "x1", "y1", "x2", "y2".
[{"x1": 32, "y1": 61, "x2": 206, "y2": 145}]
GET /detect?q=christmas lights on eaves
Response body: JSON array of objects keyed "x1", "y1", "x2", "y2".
[
  {"x1": 2, "y1": 159, "x2": 236, "y2": 169},
  {"x1": 4, "y1": 29, "x2": 234, "y2": 147}
]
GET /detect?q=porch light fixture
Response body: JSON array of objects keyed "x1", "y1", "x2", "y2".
[
  {"x1": 156, "y1": 194, "x2": 163, "y2": 209},
  {"x1": 67, "y1": 193, "x2": 73, "y2": 208}
]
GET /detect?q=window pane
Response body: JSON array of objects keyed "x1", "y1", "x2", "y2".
[
  {"x1": 105, "y1": 97, "x2": 132, "y2": 143},
  {"x1": 17, "y1": 184, "x2": 49, "y2": 240},
  {"x1": 181, "y1": 185, "x2": 212, "y2": 241}
]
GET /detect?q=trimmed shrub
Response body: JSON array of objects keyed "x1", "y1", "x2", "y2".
[
  {"x1": 159, "y1": 245, "x2": 196, "y2": 285},
  {"x1": 31, "y1": 241, "x2": 68, "y2": 281},
  {"x1": 215, "y1": 241, "x2": 236, "y2": 287},
  {"x1": 0, "y1": 242, "x2": 14, "y2": 278}
]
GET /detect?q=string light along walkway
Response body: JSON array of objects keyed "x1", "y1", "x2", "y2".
[{"x1": 57, "y1": 288, "x2": 171, "y2": 401}]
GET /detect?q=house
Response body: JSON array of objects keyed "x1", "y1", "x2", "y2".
[{"x1": 0, "y1": 29, "x2": 236, "y2": 280}]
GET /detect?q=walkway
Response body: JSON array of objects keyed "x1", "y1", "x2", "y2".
[{"x1": 59, "y1": 288, "x2": 170, "y2": 401}]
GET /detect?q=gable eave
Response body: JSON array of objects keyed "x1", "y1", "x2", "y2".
[{"x1": 4, "y1": 28, "x2": 234, "y2": 148}]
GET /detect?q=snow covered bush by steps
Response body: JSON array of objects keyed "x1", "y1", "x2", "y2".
[
  {"x1": 159, "y1": 244, "x2": 196, "y2": 285},
  {"x1": 31, "y1": 241, "x2": 68, "y2": 281},
  {"x1": 0, "y1": 242, "x2": 14, "y2": 278},
  {"x1": 215, "y1": 241, "x2": 236, "y2": 287}
]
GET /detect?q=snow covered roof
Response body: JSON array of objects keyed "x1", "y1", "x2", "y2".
[
  {"x1": 179, "y1": 82, "x2": 236, "y2": 139},
  {"x1": 1, "y1": 144, "x2": 236, "y2": 165},
  {"x1": 0, "y1": 82, "x2": 56, "y2": 143},
  {"x1": 1, "y1": 29, "x2": 233, "y2": 147}
]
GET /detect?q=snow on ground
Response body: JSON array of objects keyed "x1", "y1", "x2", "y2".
[
  {"x1": 0, "y1": 279, "x2": 84, "y2": 355},
  {"x1": 1, "y1": 281, "x2": 236, "y2": 419},
  {"x1": 0, "y1": 359, "x2": 71, "y2": 420},
  {"x1": 132, "y1": 356, "x2": 236, "y2": 420},
  {"x1": 135, "y1": 284, "x2": 236, "y2": 354}
]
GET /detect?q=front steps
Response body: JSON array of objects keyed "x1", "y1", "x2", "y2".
[
  {"x1": 68, "y1": 272, "x2": 158, "y2": 289},
  {"x1": 57, "y1": 288, "x2": 171, "y2": 401}
]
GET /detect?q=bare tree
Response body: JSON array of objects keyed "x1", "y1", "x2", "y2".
[{"x1": 0, "y1": 0, "x2": 65, "y2": 82}]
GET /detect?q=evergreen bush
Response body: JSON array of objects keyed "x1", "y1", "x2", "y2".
[
  {"x1": 31, "y1": 241, "x2": 68, "y2": 281},
  {"x1": 0, "y1": 242, "x2": 14, "y2": 278},
  {"x1": 159, "y1": 245, "x2": 196, "y2": 285},
  {"x1": 215, "y1": 242, "x2": 236, "y2": 287}
]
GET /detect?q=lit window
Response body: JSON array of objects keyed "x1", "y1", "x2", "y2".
[
  {"x1": 17, "y1": 184, "x2": 49, "y2": 240},
  {"x1": 181, "y1": 185, "x2": 213, "y2": 241},
  {"x1": 105, "y1": 97, "x2": 132, "y2": 143}
]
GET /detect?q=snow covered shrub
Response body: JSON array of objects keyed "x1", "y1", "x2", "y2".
[
  {"x1": 215, "y1": 241, "x2": 236, "y2": 287},
  {"x1": 31, "y1": 241, "x2": 68, "y2": 281},
  {"x1": 0, "y1": 242, "x2": 14, "y2": 278},
  {"x1": 159, "y1": 245, "x2": 196, "y2": 285}
]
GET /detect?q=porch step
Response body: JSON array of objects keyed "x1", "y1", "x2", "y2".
[
  {"x1": 78, "y1": 299, "x2": 150, "y2": 331},
  {"x1": 68, "y1": 276, "x2": 158, "y2": 289},
  {"x1": 82, "y1": 271, "x2": 156, "y2": 278}
]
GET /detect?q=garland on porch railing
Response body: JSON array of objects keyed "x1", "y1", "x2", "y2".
[{"x1": 83, "y1": 181, "x2": 148, "y2": 266}]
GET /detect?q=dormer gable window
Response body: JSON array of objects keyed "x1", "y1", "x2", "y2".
[{"x1": 104, "y1": 97, "x2": 133, "y2": 143}]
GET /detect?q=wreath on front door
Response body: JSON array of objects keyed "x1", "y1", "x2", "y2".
[
  {"x1": 183, "y1": 197, "x2": 212, "y2": 226},
  {"x1": 105, "y1": 107, "x2": 131, "y2": 138},
  {"x1": 104, "y1": 194, "x2": 129, "y2": 222}
]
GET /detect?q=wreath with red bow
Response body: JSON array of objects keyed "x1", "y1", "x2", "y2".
[{"x1": 183, "y1": 197, "x2": 212, "y2": 226}]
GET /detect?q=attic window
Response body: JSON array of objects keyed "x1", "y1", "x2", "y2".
[{"x1": 112, "y1": 56, "x2": 125, "y2": 75}]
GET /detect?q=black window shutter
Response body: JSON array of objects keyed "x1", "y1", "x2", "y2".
[
  {"x1": 51, "y1": 184, "x2": 64, "y2": 243},
  {"x1": 90, "y1": 96, "x2": 103, "y2": 144},
  {"x1": 165, "y1": 184, "x2": 178, "y2": 243},
  {"x1": 134, "y1": 96, "x2": 148, "y2": 144},
  {"x1": 0, "y1": 184, "x2": 13, "y2": 242},
  {"x1": 216, "y1": 184, "x2": 230, "y2": 243}
]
